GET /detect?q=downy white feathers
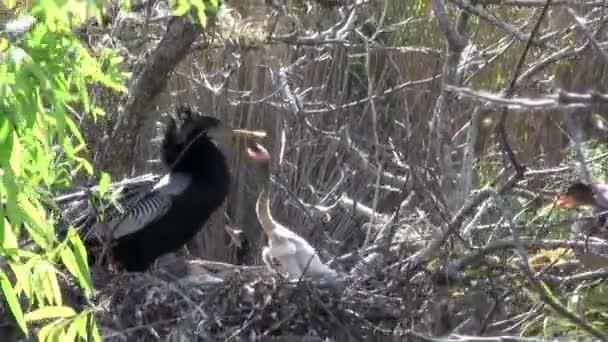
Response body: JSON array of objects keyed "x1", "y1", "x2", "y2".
[{"x1": 256, "y1": 189, "x2": 337, "y2": 281}]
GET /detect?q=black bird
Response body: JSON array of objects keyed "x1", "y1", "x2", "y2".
[{"x1": 107, "y1": 106, "x2": 267, "y2": 272}]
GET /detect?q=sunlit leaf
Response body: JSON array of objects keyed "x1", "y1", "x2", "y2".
[
  {"x1": 65, "y1": 318, "x2": 78, "y2": 341},
  {"x1": 76, "y1": 312, "x2": 88, "y2": 338},
  {"x1": 60, "y1": 243, "x2": 91, "y2": 297},
  {"x1": 0, "y1": 0, "x2": 130, "y2": 338},
  {"x1": 18, "y1": 193, "x2": 52, "y2": 247},
  {"x1": 8, "y1": 134, "x2": 22, "y2": 176},
  {"x1": 0, "y1": 214, "x2": 18, "y2": 250},
  {"x1": 90, "y1": 315, "x2": 102, "y2": 342},
  {"x1": 98, "y1": 172, "x2": 110, "y2": 197},
  {"x1": 37, "y1": 321, "x2": 54, "y2": 342},
  {"x1": 9, "y1": 262, "x2": 31, "y2": 298},
  {"x1": 2, "y1": 171, "x2": 22, "y2": 231},
  {"x1": 1, "y1": 0, "x2": 16, "y2": 10},
  {"x1": 0, "y1": 111, "x2": 11, "y2": 144},
  {"x1": 48, "y1": 324, "x2": 66, "y2": 342},
  {"x1": 25, "y1": 305, "x2": 76, "y2": 322},
  {"x1": 75, "y1": 156, "x2": 93, "y2": 175},
  {"x1": 39, "y1": 264, "x2": 62, "y2": 306},
  {"x1": 69, "y1": 233, "x2": 92, "y2": 297},
  {"x1": 174, "y1": 0, "x2": 190, "y2": 16},
  {"x1": 0, "y1": 270, "x2": 28, "y2": 334}
]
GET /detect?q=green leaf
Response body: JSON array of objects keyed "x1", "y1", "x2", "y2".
[
  {"x1": 25, "y1": 305, "x2": 76, "y2": 321},
  {"x1": 48, "y1": 324, "x2": 66, "y2": 342},
  {"x1": 0, "y1": 270, "x2": 28, "y2": 334},
  {"x1": 37, "y1": 321, "x2": 54, "y2": 342},
  {"x1": 75, "y1": 156, "x2": 93, "y2": 175},
  {"x1": 67, "y1": 312, "x2": 87, "y2": 340},
  {"x1": 76, "y1": 312, "x2": 88, "y2": 338},
  {"x1": 60, "y1": 243, "x2": 91, "y2": 298},
  {"x1": 0, "y1": 213, "x2": 19, "y2": 250},
  {"x1": 38, "y1": 264, "x2": 62, "y2": 306},
  {"x1": 174, "y1": 0, "x2": 190, "y2": 16},
  {"x1": 18, "y1": 193, "x2": 51, "y2": 248},
  {"x1": 89, "y1": 314, "x2": 102, "y2": 342},
  {"x1": 0, "y1": 38, "x2": 8, "y2": 52},
  {"x1": 98, "y1": 172, "x2": 111, "y2": 197},
  {"x1": 68, "y1": 232, "x2": 92, "y2": 297},
  {"x1": 9, "y1": 262, "x2": 31, "y2": 298},
  {"x1": 65, "y1": 318, "x2": 79, "y2": 342},
  {"x1": 0, "y1": 113, "x2": 11, "y2": 144}
]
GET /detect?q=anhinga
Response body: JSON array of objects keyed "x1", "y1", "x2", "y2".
[
  {"x1": 106, "y1": 106, "x2": 268, "y2": 272},
  {"x1": 247, "y1": 143, "x2": 338, "y2": 281}
]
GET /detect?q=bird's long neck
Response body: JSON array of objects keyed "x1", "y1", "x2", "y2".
[{"x1": 255, "y1": 165, "x2": 277, "y2": 236}]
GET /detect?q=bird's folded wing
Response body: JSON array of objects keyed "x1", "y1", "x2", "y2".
[
  {"x1": 110, "y1": 173, "x2": 191, "y2": 239},
  {"x1": 110, "y1": 194, "x2": 172, "y2": 239}
]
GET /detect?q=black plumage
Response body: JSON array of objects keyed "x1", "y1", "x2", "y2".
[{"x1": 108, "y1": 106, "x2": 263, "y2": 272}]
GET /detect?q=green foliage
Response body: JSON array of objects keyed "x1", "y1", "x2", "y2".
[
  {"x1": 0, "y1": 0, "x2": 223, "y2": 338},
  {"x1": 519, "y1": 142, "x2": 608, "y2": 339},
  {"x1": 523, "y1": 282, "x2": 608, "y2": 339},
  {"x1": 0, "y1": 0, "x2": 129, "y2": 339},
  {"x1": 174, "y1": 0, "x2": 222, "y2": 28}
]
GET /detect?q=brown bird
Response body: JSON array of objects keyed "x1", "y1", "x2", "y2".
[
  {"x1": 555, "y1": 181, "x2": 608, "y2": 259},
  {"x1": 555, "y1": 182, "x2": 608, "y2": 209}
]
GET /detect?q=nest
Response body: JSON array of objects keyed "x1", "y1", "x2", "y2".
[
  {"x1": 48, "y1": 174, "x2": 423, "y2": 341},
  {"x1": 89, "y1": 264, "x2": 417, "y2": 341},
  {"x1": 21, "y1": 173, "x2": 607, "y2": 341}
]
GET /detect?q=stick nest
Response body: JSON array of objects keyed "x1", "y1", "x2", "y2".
[
  {"x1": 52, "y1": 173, "x2": 424, "y2": 341},
  {"x1": 91, "y1": 265, "x2": 418, "y2": 341}
]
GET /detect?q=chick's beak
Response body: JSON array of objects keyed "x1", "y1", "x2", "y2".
[{"x1": 246, "y1": 142, "x2": 270, "y2": 161}]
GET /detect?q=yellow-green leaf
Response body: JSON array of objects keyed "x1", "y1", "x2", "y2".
[
  {"x1": 9, "y1": 262, "x2": 31, "y2": 297},
  {"x1": 0, "y1": 270, "x2": 28, "y2": 334},
  {"x1": 98, "y1": 172, "x2": 111, "y2": 197},
  {"x1": 68, "y1": 233, "x2": 92, "y2": 297},
  {"x1": 0, "y1": 39, "x2": 8, "y2": 53},
  {"x1": 48, "y1": 324, "x2": 66, "y2": 342},
  {"x1": 66, "y1": 312, "x2": 87, "y2": 340},
  {"x1": 38, "y1": 265, "x2": 62, "y2": 306},
  {"x1": 60, "y1": 244, "x2": 91, "y2": 297},
  {"x1": 75, "y1": 157, "x2": 93, "y2": 175},
  {"x1": 0, "y1": 216, "x2": 18, "y2": 250},
  {"x1": 0, "y1": 112, "x2": 11, "y2": 143},
  {"x1": 65, "y1": 319, "x2": 78, "y2": 341},
  {"x1": 37, "y1": 321, "x2": 54, "y2": 342},
  {"x1": 25, "y1": 305, "x2": 76, "y2": 322},
  {"x1": 2, "y1": 0, "x2": 16, "y2": 9},
  {"x1": 76, "y1": 312, "x2": 88, "y2": 338},
  {"x1": 90, "y1": 314, "x2": 102, "y2": 342}
]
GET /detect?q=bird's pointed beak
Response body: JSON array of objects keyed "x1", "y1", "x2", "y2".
[
  {"x1": 232, "y1": 129, "x2": 267, "y2": 139},
  {"x1": 207, "y1": 125, "x2": 267, "y2": 140}
]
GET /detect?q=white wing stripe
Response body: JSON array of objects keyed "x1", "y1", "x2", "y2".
[{"x1": 109, "y1": 172, "x2": 190, "y2": 239}]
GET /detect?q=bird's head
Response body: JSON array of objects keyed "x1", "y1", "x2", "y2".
[
  {"x1": 556, "y1": 182, "x2": 596, "y2": 209},
  {"x1": 165, "y1": 106, "x2": 270, "y2": 169},
  {"x1": 246, "y1": 142, "x2": 272, "y2": 185}
]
